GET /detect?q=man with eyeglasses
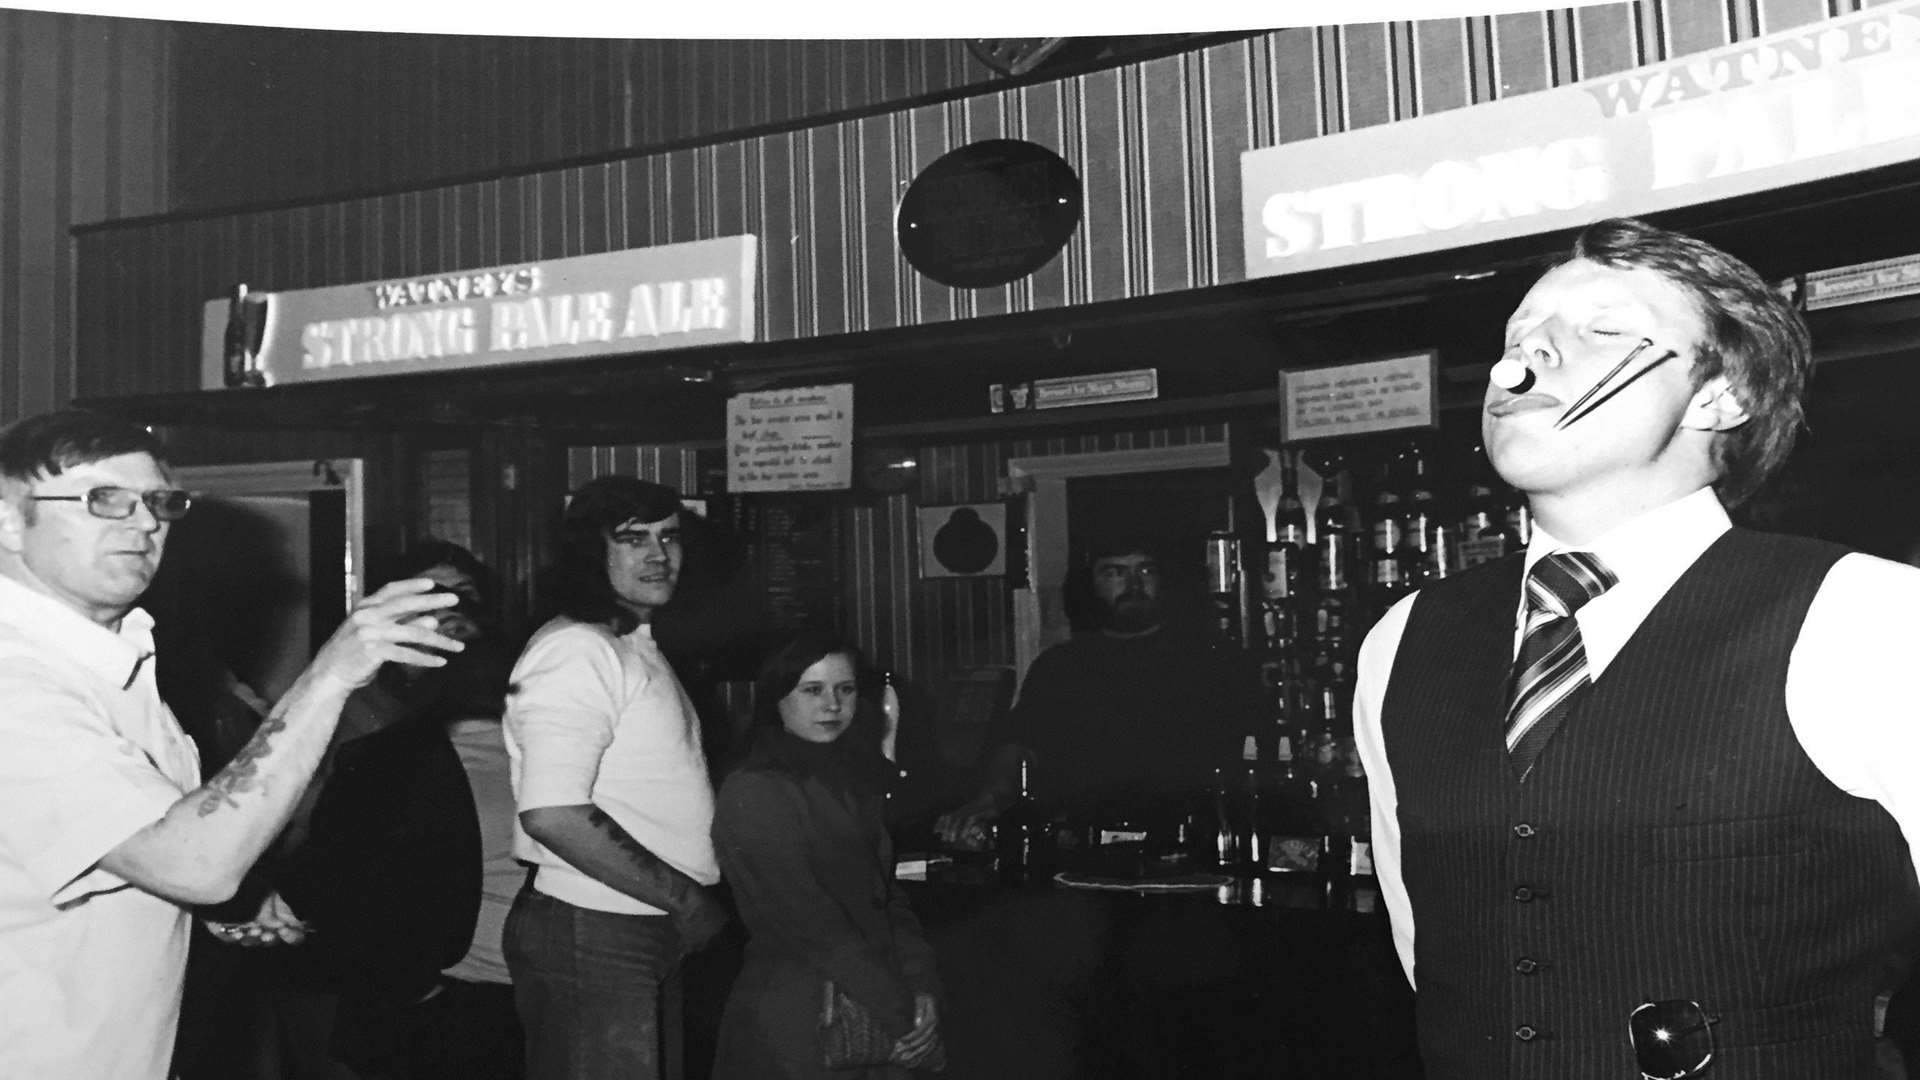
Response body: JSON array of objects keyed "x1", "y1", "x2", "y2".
[
  {"x1": 937, "y1": 534, "x2": 1258, "y2": 842},
  {"x1": 1353, "y1": 218, "x2": 1920, "y2": 1079},
  {"x1": 502, "y1": 475, "x2": 726, "y2": 1080},
  {"x1": 0, "y1": 408, "x2": 466, "y2": 1079}
]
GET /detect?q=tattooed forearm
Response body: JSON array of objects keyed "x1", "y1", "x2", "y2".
[
  {"x1": 575, "y1": 806, "x2": 705, "y2": 911},
  {"x1": 195, "y1": 713, "x2": 289, "y2": 816},
  {"x1": 585, "y1": 806, "x2": 671, "y2": 872}
]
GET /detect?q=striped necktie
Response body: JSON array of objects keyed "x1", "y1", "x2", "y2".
[{"x1": 1504, "y1": 551, "x2": 1616, "y2": 780}]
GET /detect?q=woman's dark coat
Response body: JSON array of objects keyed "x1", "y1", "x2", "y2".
[{"x1": 710, "y1": 732, "x2": 941, "y2": 1080}]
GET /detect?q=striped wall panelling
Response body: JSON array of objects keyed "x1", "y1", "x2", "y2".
[
  {"x1": 566, "y1": 421, "x2": 1225, "y2": 688},
  {"x1": 2, "y1": 9, "x2": 169, "y2": 423}
]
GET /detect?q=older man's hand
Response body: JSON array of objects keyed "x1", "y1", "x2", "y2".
[
  {"x1": 203, "y1": 890, "x2": 311, "y2": 948},
  {"x1": 307, "y1": 578, "x2": 467, "y2": 691}
]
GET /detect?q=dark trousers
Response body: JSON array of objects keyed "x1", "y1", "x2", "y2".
[
  {"x1": 399, "y1": 977, "x2": 525, "y2": 1080},
  {"x1": 504, "y1": 885, "x2": 681, "y2": 1080}
]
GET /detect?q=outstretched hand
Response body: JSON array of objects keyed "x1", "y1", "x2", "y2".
[{"x1": 307, "y1": 578, "x2": 466, "y2": 691}]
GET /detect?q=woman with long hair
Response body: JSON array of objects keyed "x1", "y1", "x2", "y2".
[{"x1": 710, "y1": 631, "x2": 944, "y2": 1079}]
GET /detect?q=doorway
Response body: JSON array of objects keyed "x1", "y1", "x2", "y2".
[
  {"x1": 142, "y1": 459, "x2": 365, "y2": 704},
  {"x1": 1004, "y1": 441, "x2": 1231, "y2": 680},
  {"x1": 1064, "y1": 467, "x2": 1230, "y2": 633}
]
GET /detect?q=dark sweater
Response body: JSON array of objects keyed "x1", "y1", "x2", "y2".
[
  {"x1": 275, "y1": 686, "x2": 483, "y2": 1069},
  {"x1": 992, "y1": 627, "x2": 1257, "y2": 815}
]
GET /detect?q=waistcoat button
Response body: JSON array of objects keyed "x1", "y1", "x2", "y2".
[
  {"x1": 1514, "y1": 957, "x2": 1539, "y2": 974},
  {"x1": 1513, "y1": 885, "x2": 1534, "y2": 902},
  {"x1": 1515, "y1": 1025, "x2": 1537, "y2": 1041},
  {"x1": 1512, "y1": 823, "x2": 1536, "y2": 838}
]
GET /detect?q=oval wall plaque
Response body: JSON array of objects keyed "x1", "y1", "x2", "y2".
[{"x1": 896, "y1": 140, "x2": 1082, "y2": 290}]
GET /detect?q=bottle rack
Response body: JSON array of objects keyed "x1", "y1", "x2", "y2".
[{"x1": 1209, "y1": 430, "x2": 1535, "y2": 909}]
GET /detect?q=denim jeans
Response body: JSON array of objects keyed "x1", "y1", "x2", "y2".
[{"x1": 504, "y1": 885, "x2": 681, "y2": 1080}]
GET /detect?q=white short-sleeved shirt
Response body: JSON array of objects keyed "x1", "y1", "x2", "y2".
[
  {"x1": 0, "y1": 574, "x2": 201, "y2": 1079},
  {"x1": 504, "y1": 617, "x2": 718, "y2": 914}
]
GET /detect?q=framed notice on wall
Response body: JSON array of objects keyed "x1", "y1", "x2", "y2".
[
  {"x1": 1278, "y1": 351, "x2": 1439, "y2": 444},
  {"x1": 727, "y1": 383, "x2": 854, "y2": 493}
]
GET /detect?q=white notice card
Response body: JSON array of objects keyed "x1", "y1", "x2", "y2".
[{"x1": 727, "y1": 383, "x2": 854, "y2": 492}]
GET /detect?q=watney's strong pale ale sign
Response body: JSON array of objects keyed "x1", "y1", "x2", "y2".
[
  {"x1": 202, "y1": 236, "x2": 757, "y2": 389},
  {"x1": 1240, "y1": 2, "x2": 1920, "y2": 279}
]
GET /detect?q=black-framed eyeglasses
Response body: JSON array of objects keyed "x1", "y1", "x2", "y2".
[
  {"x1": 29, "y1": 486, "x2": 195, "y2": 522},
  {"x1": 1628, "y1": 999, "x2": 1718, "y2": 1079}
]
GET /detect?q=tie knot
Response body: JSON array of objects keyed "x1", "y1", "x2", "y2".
[{"x1": 1527, "y1": 551, "x2": 1615, "y2": 618}]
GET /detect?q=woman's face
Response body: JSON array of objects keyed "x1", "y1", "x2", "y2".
[{"x1": 778, "y1": 652, "x2": 859, "y2": 745}]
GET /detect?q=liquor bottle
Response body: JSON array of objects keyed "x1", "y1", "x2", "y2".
[
  {"x1": 1457, "y1": 443, "x2": 1508, "y2": 570},
  {"x1": 1241, "y1": 761, "x2": 1265, "y2": 870},
  {"x1": 996, "y1": 756, "x2": 1048, "y2": 884},
  {"x1": 1366, "y1": 458, "x2": 1410, "y2": 609},
  {"x1": 879, "y1": 671, "x2": 901, "y2": 764},
  {"x1": 1308, "y1": 451, "x2": 1354, "y2": 652},
  {"x1": 1273, "y1": 453, "x2": 1309, "y2": 560},
  {"x1": 1316, "y1": 655, "x2": 1355, "y2": 778},
  {"x1": 1423, "y1": 509, "x2": 1459, "y2": 583},
  {"x1": 1205, "y1": 530, "x2": 1244, "y2": 646},
  {"x1": 1262, "y1": 456, "x2": 1309, "y2": 650},
  {"x1": 1260, "y1": 657, "x2": 1294, "y2": 762},
  {"x1": 1313, "y1": 454, "x2": 1353, "y2": 596},
  {"x1": 1286, "y1": 651, "x2": 1323, "y2": 758},
  {"x1": 1502, "y1": 484, "x2": 1535, "y2": 551},
  {"x1": 1209, "y1": 766, "x2": 1239, "y2": 870},
  {"x1": 1400, "y1": 440, "x2": 1448, "y2": 583},
  {"x1": 1324, "y1": 752, "x2": 1379, "y2": 912},
  {"x1": 1262, "y1": 737, "x2": 1327, "y2": 906}
]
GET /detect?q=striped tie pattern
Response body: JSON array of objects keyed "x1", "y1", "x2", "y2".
[{"x1": 1504, "y1": 551, "x2": 1616, "y2": 780}]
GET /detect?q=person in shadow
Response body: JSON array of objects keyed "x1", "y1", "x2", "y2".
[{"x1": 258, "y1": 540, "x2": 507, "y2": 1080}]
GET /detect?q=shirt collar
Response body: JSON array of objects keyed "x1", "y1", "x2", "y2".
[
  {"x1": 1525, "y1": 486, "x2": 1732, "y2": 592},
  {"x1": 0, "y1": 572, "x2": 157, "y2": 689}
]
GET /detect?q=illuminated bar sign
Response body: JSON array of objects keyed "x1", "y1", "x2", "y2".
[
  {"x1": 1241, "y1": 2, "x2": 1920, "y2": 280},
  {"x1": 199, "y1": 235, "x2": 757, "y2": 389}
]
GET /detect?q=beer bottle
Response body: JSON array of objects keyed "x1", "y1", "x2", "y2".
[
  {"x1": 1263, "y1": 455, "x2": 1309, "y2": 650},
  {"x1": 996, "y1": 756, "x2": 1048, "y2": 884},
  {"x1": 1457, "y1": 441, "x2": 1508, "y2": 570},
  {"x1": 1263, "y1": 736, "x2": 1328, "y2": 907},
  {"x1": 1366, "y1": 457, "x2": 1409, "y2": 608}
]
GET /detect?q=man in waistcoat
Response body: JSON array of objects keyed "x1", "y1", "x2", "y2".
[{"x1": 1353, "y1": 217, "x2": 1920, "y2": 1080}]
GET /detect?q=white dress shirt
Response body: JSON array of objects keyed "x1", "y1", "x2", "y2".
[{"x1": 1354, "y1": 486, "x2": 1920, "y2": 987}]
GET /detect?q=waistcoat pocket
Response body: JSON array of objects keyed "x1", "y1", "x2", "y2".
[{"x1": 1647, "y1": 815, "x2": 1809, "y2": 864}]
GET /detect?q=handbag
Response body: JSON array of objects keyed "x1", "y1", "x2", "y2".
[{"x1": 819, "y1": 980, "x2": 947, "y2": 1072}]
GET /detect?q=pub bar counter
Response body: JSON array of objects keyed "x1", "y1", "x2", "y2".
[{"x1": 683, "y1": 857, "x2": 1422, "y2": 1080}]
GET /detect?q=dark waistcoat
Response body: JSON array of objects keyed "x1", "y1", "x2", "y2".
[{"x1": 1382, "y1": 528, "x2": 1920, "y2": 1080}]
